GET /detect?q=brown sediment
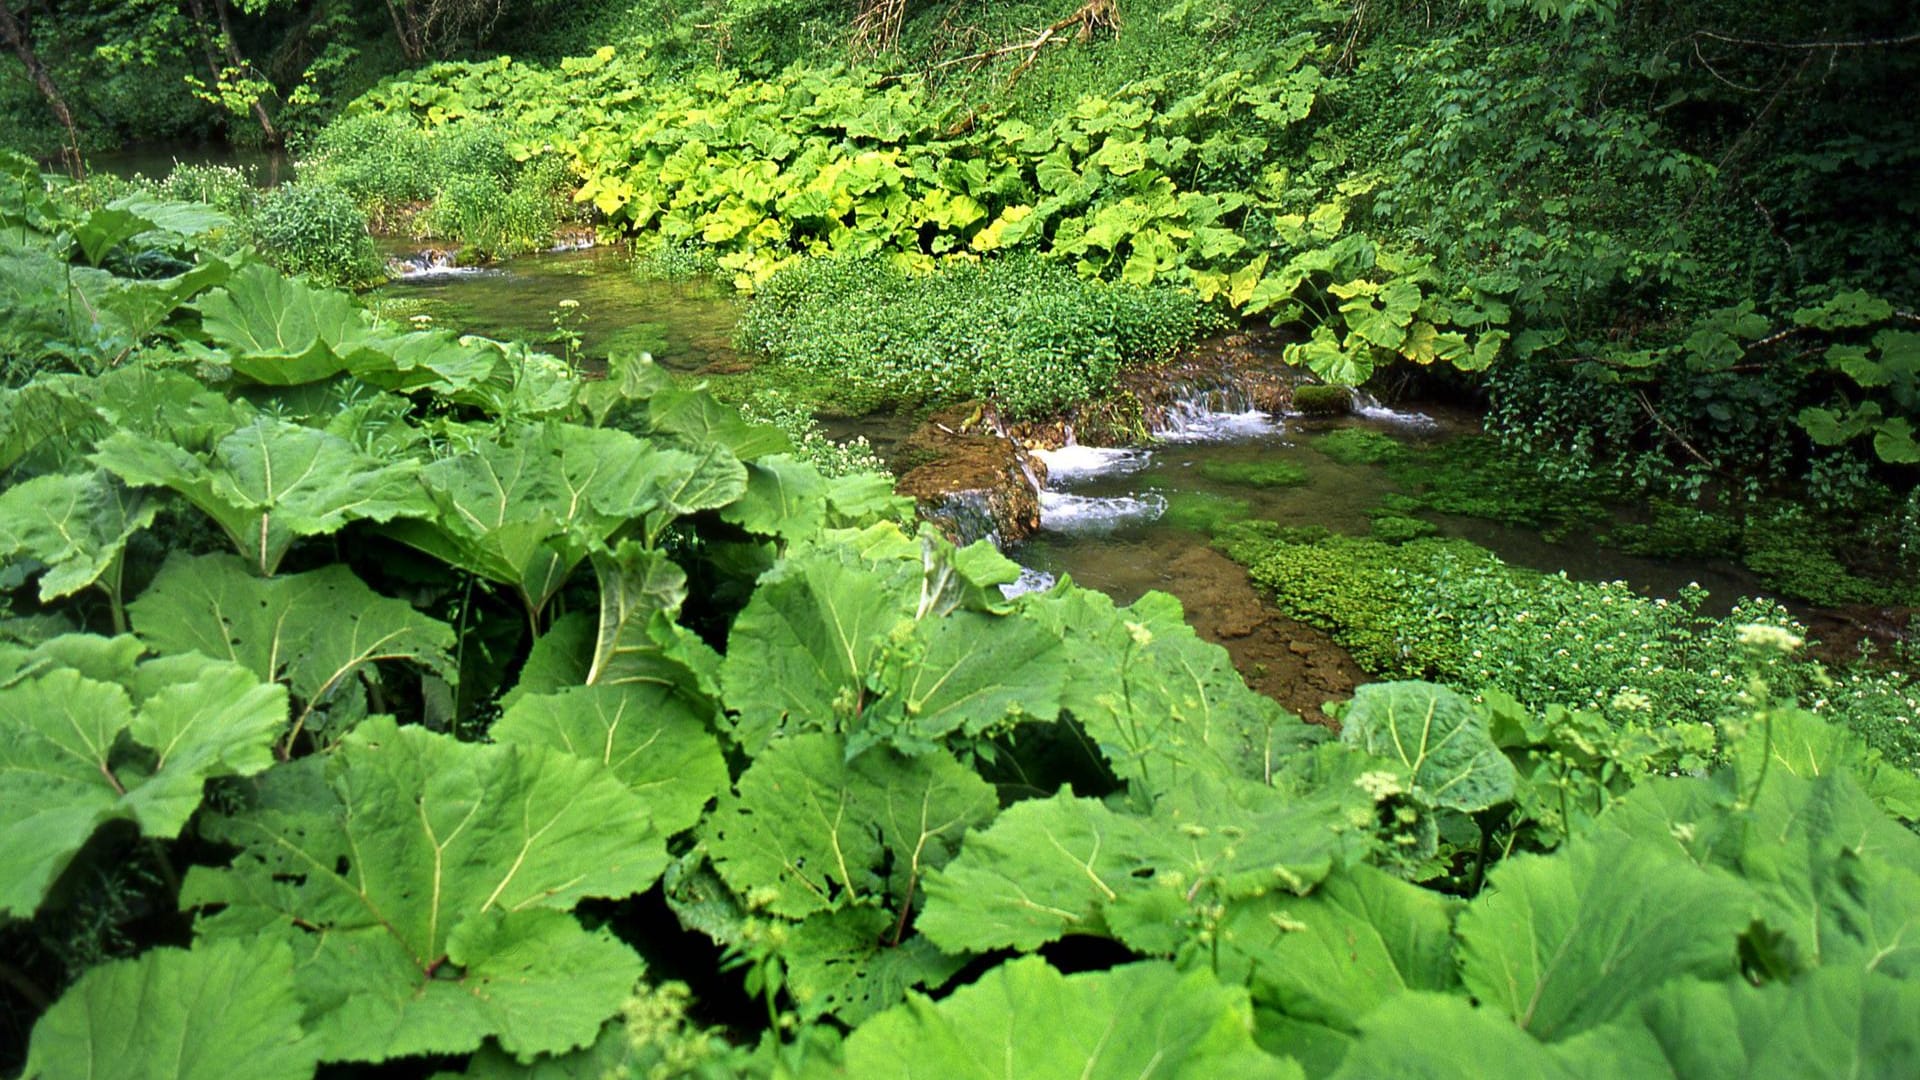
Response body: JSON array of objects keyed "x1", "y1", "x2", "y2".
[{"x1": 1158, "y1": 545, "x2": 1364, "y2": 725}]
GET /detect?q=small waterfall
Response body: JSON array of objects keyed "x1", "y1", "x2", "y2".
[
  {"x1": 386, "y1": 249, "x2": 492, "y2": 279},
  {"x1": 1350, "y1": 390, "x2": 1438, "y2": 429},
  {"x1": 999, "y1": 566, "x2": 1057, "y2": 599},
  {"x1": 1154, "y1": 380, "x2": 1284, "y2": 442}
]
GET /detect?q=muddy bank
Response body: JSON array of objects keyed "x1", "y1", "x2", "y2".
[
  {"x1": 1164, "y1": 545, "x2": 1365, "y2": 723},
  {"x1": 896, "y1": 404, "x2": 1046, "y2": 543}
]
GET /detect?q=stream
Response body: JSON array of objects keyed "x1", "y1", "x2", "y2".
[{"x1": 371, "y1": 242, "x2": 1793, "y2": 713}]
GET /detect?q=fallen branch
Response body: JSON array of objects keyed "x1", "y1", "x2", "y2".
[
  {"x1": 1637, "y1": 389, "x2": 1715, "y2": 469},
  {"x1": 924, "y1": 0, "x2": 1119, "y2": 85}
]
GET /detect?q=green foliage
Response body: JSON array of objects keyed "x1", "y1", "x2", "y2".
[
  {"x1": 183, "y1": 718, "x2": 665, "y2": 1063},
  {"x1": 245, "y1": 182, "x2": 385, "y2": 289},
  {"x1": 737, "y1": 255, "x2": 1207, "y2": 416},
  {"x1": 8, "y1": 85, "x2": 1920, "y2": 1080},
  {"x1": 1215, "y1": 521, "x2": 1876, "y2": 750},
  {"x1": 25, "y1": 938, "x2": 315, "y2": 1080},
  {"x1": 0, "y1": 635, "x2": 285, "y2": 919},
  {"x1": 846, "y1": 957, "x2": 1298, "y2": 1079}
]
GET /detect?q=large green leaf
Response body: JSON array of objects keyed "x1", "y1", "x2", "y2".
[
  {"x1": 1032, "y1": 589, "x2": 1314, "y2": 798},
  {"x1": 844, "y1": 957, "x2": 1300, "y2": 1080},
  {"x1": 1602, "y1": 967, "x2": 1920, "y2": 1080},
  {"x1": 701, "y1": 732, "x2": 996, "y2": 921},
  {"x1": 783, "y1": 904, "x2": 970, "y2": 1025},
  {"x1": 0, "y1": 470, "x2": 155, "y2": 602},
  {"x1": 718, "y1": 534, "x2": 920, "y2": 753},
  {"x1": 25, "y1": 938, "x2": 315, "y2": 1080},
  {"x1": 1457, "y1": 832, "x2": 1752, "y2": 1040},
  {"x1": 584, "y1": 542, "x2": 720, "y2": 698},
  {"x1": 192, "y1": 261, "x2": 362, "y2": 384},
  {"x1": 184, "y1": 719, "x2": 666, "y2": 1063},
  {"x1": 0, "y1": 640, "x2": 286, "y2": 918},
  {"x1": 386, "y1": 424, "x2": 743, "y2": 617},
  {"x1": 919, "y1": 777, "x2": 1343, "y2": 956},
  {"x1": 492, "y1": 682, "x2": 725, "y2": 838},
  {"x1": 1215, "y1": 863, "x2": 1462, "y2": 1030},
  {"x1": 94, "y1": 416, "x2": 432, "y2": 576},
  {"x1": 129, "y1": 553, "x2": 455, "y2": 747},
  {"x1": 1338, "y1": 680, "x2": 1516, "y2": 812}
]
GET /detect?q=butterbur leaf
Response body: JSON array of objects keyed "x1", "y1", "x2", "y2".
[
  {"x1": 0, "y1": 470, "x2": 155, "y2": 601},
  {"x1": 184, "y1": 719, "x2": 665, "y2": 1063},
  {"x1": 920, "y1": 779, "x2": 1342, "y2": 956},
  {"x1": 784, "y1": 905, "x2": 969, "y2": 1025},
  {"x1": 1457, "y1": 833, "x2": 1751, "y2": 1040},
  {"x1": 1032, "y1": 589, "x2": 1312, "y2": 797},
  {"x1": 129, "y1": 553, "x2": 455, "y2": 739},
  {"x1": 0, "y1": 641, "x2": 285, "y2": 918},
  {"x1": 1338, "y1": 681, "x2": 1515, "y2": 812},
  {"x1": 1214, "y1": 864, "x2": 1461, "y2": 1030},
  {"x1": 917, "y1": 794, "x2": 1152, "y2": 951},
  {"x1": 26, "y1": 938, "x2": 315, "y2": 1080},
  {"x1": 493, "y1": 683, "x2": 726, "y2": 837},
  {"x1": 94, "y1": 416, "x2": 432, "y2": 576},
  {"x1": 720, "y1": 454, "x2": 829, "y2": 540},
  {"x1": 192, "y1": 262, "x2": 362, "y2": 384},
  {"x1": 585, "y1": 542, "x2": 721, "y2": 699},
  {"x1": 701, "y1": 732, "x2": 995, "y2": 920},
  {"x1": 844, "y1": 957, "x2": 1299, "y2": 1080},
  {"x1": 1606, "y1": 967, "x2": 1920, "y2": 1079},
  {"x1": 719, "y1": 535, "x2": 919, "y2": 753}
]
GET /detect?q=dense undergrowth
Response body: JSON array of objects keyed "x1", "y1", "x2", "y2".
[
  {"x1": 252, "y1": 0, "x2": 1918, "y2": 583},
  {"x1": 8, "y1": 150, "x2": 1920, "y2": 1078}
]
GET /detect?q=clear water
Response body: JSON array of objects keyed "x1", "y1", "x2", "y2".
[{"x1": 372, "y1": 245, "x2": 743, "y2": 373}]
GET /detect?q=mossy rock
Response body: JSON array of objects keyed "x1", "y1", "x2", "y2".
[
  {"x1": 1316, "y1": 428, "x2": 1408, "y2": 466},
  {"x1": 1198, "y1": 459, "x2": 1309, "y2": 488},
  {"x1": 1294, "y1": 384, "x2": 1353, "y2": 415}
]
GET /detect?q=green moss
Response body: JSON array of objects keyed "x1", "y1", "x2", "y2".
[
  {"x1": 1156, "y1": 490, "x2": 1252, "y2": 534},
  {"x1": 1197, "y1": 459, "x2": 1308, "y2": 488},
  {"x1": 1293, "y1": 384, "x2": 1353, "y2": 415},
  {"x1": 1386, "y1": 435, "x2": 1611, "y2": 531},
  {"x1": 1314, "y1": 428, "x2": 1408, "y2": 466}
]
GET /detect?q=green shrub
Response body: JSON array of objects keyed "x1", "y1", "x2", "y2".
[
  {"x1": 303, "y1": 112, "x2": 434, "y2": 227},
  {"x1": 737, "y1": 390, "x2": 892, "y2": 480},
  {"x1": 1197, "y1": 459, "x2": 1307, "y2": 488},
  {"x1": 247, "y1": 181, "x2": 385, "y2": 289},
  {"x1": 1369, "y1": 512, "x2": 1437, "y2": 543},
  {"x1": 737, "y1": 254, "x2": 1212, "y2": 417}
]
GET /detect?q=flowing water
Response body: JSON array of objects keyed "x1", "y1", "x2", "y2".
[{"x1": 368, "y1": 242, "x2": 1785, "y2": 708}]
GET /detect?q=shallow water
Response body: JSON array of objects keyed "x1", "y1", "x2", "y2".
[
  {"x1": 86, "y1": 143, "x2": 294, "y2": 185},
  {"x1": 373, "y1": 245, "x2": 743, "y2": 373}
]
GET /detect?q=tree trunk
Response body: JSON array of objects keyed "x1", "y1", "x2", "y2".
[
  {"x1": 385, "y1": 0, "x2": 425, "y2": 62},
  {"x1": 0, "y1": 0, "x2": 83, "y2": 178},
  {"x1": 205, "y1": 0, "x2": 280, "y2": 146}
]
